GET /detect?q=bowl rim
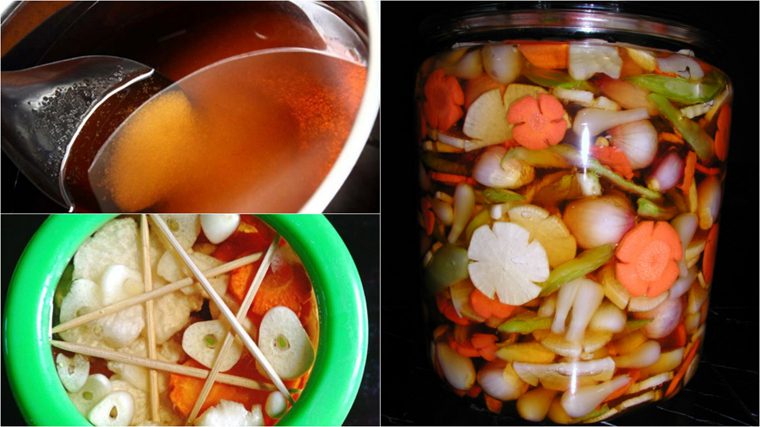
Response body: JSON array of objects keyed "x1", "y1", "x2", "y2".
[{"x1": 2, "y1": 214, "x2": 368, "y2": 425}]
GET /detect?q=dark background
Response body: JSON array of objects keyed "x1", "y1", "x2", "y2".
[
  {"x1": 380, "y1": 2, "x2": 758, "y2": 425},
  {"x1": 0, "y1": 214, "x2": 379, "y2": 426}
]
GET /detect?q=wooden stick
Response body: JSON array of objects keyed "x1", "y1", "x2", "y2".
[
  {"x1": 50, "y1": 340, "x2": 275, "y2": 392},
  {"x1": 51, "y1": 253, "x2": 261, "y2": 334},
  {"x1": 187, "y1": 236, "x2": 280, "y2": 424},
  {"x1": 149, "y1": 215, "x2": 293, "y2": 402},
  {"x1": 140, "y1": 215, "x2": 160, "y2": 422}
]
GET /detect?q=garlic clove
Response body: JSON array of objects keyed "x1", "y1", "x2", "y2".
[
  {"x1": 56, "y1": 353, "x2": 90, "y2": 392},
  {"x1": 517, "y1": 387, "x2": 557, "y2": 422},
  {"x1": 697, "y1": 175, "x2": 722, "y2": 230},
  {"x1": 451, "y1": 48, "x2": 484, "y2": 79},
  {"x1": 482, "y1": 44, "x2": 522, "y2": 84},
  {"x1": 436, "y1": 342, "x2": 475, "y2": 390},
  {"x1": 100, "y1": 264, "x2": 143, "y2": 305},
  {"x1": 182, "y1": 320, "x2": 243, "y2": 372},
  {"x1": 69, "y1": 373, "x2": 112, "y2": 415},
  {"x1": 265, "y1": 391, "x2": 287, "y2": 419},
  {"x1": 200, "y1": 214, "x2": 240, "y2": 244},
  {"x1": 259, "y1": 306, "x2": 315, "y2": 380},
  {"x1": 87, "y1": 390, "x2": 134, "y2": 426}
]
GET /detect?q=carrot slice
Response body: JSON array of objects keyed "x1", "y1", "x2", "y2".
[
  {"x1": 471, "y1": 333, "x2": 498, "y2": 349},
  {"x1": 436, "y1": 293, "x2": 470, "y2": 326},
  {"x1": 615, "y1": 221, "x2": 683, "y2": 297},
  {"x1": 507, "y1": 93, "x2": 568, "y2": 150},
  {"x1": 694, "y1": 163, "x2": 720, "y2": 175},
  {"x1": 423, "y1": 69, "x2": 465, "y2": 132},
  {"x1": 590, "y1": 145, "x2": 634, "y2": 180},
  {"x1": 702, "y1": 224, "x2": 719, "y2": 285},
  {"x1": 484, "y1": 394, "x2": 503, "y2": 413},
  {"x1": 212, "y1": 216, "x2": 273, "y2": 262},
  {"x1": 469, "y1": 289, "x2": 516, "y2": 319},
  {"x1": 665, "y1": 338, "x2": 702, "y2": 397},
  {"x1": 679, "y1": 151, "x2": 697, "y2": 194},
  {"x1": 467, "y1": 384, "x2": 482, "y2": 398},
  {"x1": 424, "y1": 209, "x2": 435, "y2": 236},
  {"x1": 658, "y1": 132, "x2": 685, "y2": 144},
  {"x1": 518, "y1": 43, "x2": 569, "y2": 70},
  {"x1": 662, "y1": 322, "x2": 687, "y2": 350},
  {"x1": 168, "y1": 360, "x2": 263, "y2": 419},
  {"x1": 714, "y1": 105, "x2": 731, "y2": 161},
  {"x1": 603, "y1": 369, "x2": 640, "y2": 403},
  {"x1": 250, "y1": 262, "x2": 312, "y2": 318},
  {"x1": 430, "y1": 171, "x2": 477, "y2": 186},
  {"x1": 479, "y1": 345, "x2": 498, "y2": 362}
]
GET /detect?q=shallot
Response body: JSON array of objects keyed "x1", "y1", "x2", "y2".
[
  {"x1": 563, "y1": 196, "x2": 634, "y2": 249},
  {"x1": 477, "y1": 362, "x2": 528, "y2": 401},
  {"x1": 607, "y1": 120, "x2": 658, "y2": 169}
]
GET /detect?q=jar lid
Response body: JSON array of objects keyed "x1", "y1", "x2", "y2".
[{"x1": 420, "y1": 3, "x2": 718, "y2": 60}]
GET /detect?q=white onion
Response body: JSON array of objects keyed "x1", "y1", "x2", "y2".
[
  {"x1": 473, "y1": 146, "x2": 534, "y2": 189},
  {"x1": 697, "y1": 176, "x2": 722, "y2": 230},
  {"x1": 563, "y1": 196, "x2": 635, "y2": 249},
  {"x1": 477, "y1": 362, "x2": 528, "y2": 401},
  {"x1": 647, "y1": 151, "x2": 684, "y2": 192},
  {"x1": 640, "y1": 297, "x2": 683, "y2": 339},
  {"x1": 608, "y1": 120, "x2": 658, "y2": 169}
]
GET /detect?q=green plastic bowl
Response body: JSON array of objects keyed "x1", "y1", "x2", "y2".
[{"x1": 3, "y1": 214, "x2": 367, "y2": 426}]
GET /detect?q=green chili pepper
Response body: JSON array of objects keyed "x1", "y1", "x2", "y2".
[
  {"x1": 465, "y1": 208, "x2": 492, "y2": 242},
  {"x1": 421, "y1": 152, "x2": 470, "y2": 175},
  {"x1": 648, "y1": 93, "x2": 714, "y2": 162},
  {"x1": 503, "y1": 146, "x2": 571, "y2": 169},
  {"x1": 624, "y1": 318, "x2": 652, "y2": 332},
  {"x1": 523, "y1": 64, "x2": 596, "y2": 91},
  {"x1": 498, "y1": 314, "x2": 553, "y2": 334},
  {"x1": 482, "y1": 188, "x2": 525, "y2": 204},
  {"x1": 540, "y1": 244, "x2": 615, "y2": 296},
  {"x1": 637, "y1": 197, "x2": 678, "y2": 220},
  {"x1": 627, "y1": 71, "x2": 725, "y2": 104}
]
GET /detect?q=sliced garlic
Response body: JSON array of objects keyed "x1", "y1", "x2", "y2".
[
  {"x1": 265, "y1": 391, "x2": 287, "y2": 419},
  {"x1": 87, "y1": 391, "x2": 134, "y2": 426},
  {"x1": 259, "y1": 306, "x2": 315, "y2": 380},
  {"x1": 69, "y1": 374, "x2": 112, "y2": 415},
  {"x1": 182, "y1": 320, "x2": 243, "y2": 372},
  {"x1": 100, "y1": 264, "x2": 143, "y2": 305},
  {"x1": 200, "y1": 214, "x2": 240, "y2": 244},
  {"x1": 56, "y1": 353, "x2": 90, "y2": 392}
]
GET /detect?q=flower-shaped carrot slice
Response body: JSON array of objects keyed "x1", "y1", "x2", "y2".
[
  {"x1": 507, "y1": 93, "x2": 567, "y2": 150},
  {"x1": 424, "y1": 69, "x2": 465, "y2": 132},
  {"x1": 615, "y1": 221, "x2": 682, "y2": 297}
]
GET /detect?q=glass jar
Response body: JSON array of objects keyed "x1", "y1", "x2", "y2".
[{"x1": 416, "y1": 4, "x2": 730, "y2": 424}]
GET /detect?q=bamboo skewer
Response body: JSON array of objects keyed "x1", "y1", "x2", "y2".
[
  {"x1": 186, "y1": 236, "x2": 280, "y2": 424},
  {"x1": 140, "y1": 215, "x2": 160, "y2": 422},
  {"x1": 50, "y1": 340, "x2": 275, "y2": 391},
  {"x1": 149, "y1": 215, "x2": 293, "y2": 403},
  {"x1": 51, "y1": 252, "x2": 261, "y2": 334}
]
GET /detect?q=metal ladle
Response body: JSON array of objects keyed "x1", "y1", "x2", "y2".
[{"x1": 1, "y1": 55, "x2": 170, "y2": 210}]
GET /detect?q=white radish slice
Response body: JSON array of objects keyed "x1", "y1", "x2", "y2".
[
  {"x1": 626, "y1": 371, "x2": 673, "y2": 394},
  {"x1": 157, "y1": 251, "x2": 183, "y2": 283},
  {"x1": 517, "y1": 387, "x2": 557, "y2": 422},
  {"x1": 69, "y1": 374, "x2": 112, "y2": 415},
  {"x1": 552, "y1": 87, "x2": 595, "y2": 106},
  {"x1": 482, "y1": 44, "x2": 522, "y2": 84},
  {"x1": 195, "y1": 400, "x2": 263, "y2": 426},
  {"x1": 259, "y1": 306, "x2": 315, "y2": 380},
  {"x1": 613, "y1": 340, "x2": 661, "y2": 368},
  {"x1": 158, "y1": 214, "x2": 200, "y2": 251},
  {"x1": 265, "y1": 391, "x2": 287, "y2": 419},
  {"x1": 463, "y1": 89, "x2": 511, "y2": 143},
  {"x1": 56, "y1": 353, "x2": 90, "y2": 392},
  {"x1": 436, "y1": 342, "x2": 475, "y2": 390},
  {"x1": 477, "y1": 363, "x2": 528, "y2": 401},
  {"x1": 560, "y1": 375, "x2": 630, "y2": 418},
  {"x1": 182, "y1": 320, "x2": 243, "y2": 372},
  {"x1": 201, "y1": 214, "x2": 240, "y2": 244},
  {"x1": 100, "y1": 265, "x2": 143, "y2": 305},
  {"x1": 87, "y1": 390, "x2": 134, "y2": 426}
]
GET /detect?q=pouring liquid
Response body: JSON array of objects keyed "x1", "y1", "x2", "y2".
[{"x1": 86, "y1": 50, "x2": 365, "y2": 212}]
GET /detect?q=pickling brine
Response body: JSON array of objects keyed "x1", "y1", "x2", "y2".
[{"x1": 417, "y1": 37, "x2": 730, "y2": 423}]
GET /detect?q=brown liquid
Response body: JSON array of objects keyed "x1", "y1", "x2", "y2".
[
  {"x1": 88, "y1": 50, "x2": 365, "y2": 212},
  {"x1": 55, "y1": 2, "x2": 367, "y2": 212}
]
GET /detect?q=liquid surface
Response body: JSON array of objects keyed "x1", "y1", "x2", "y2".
[{"x1": 89, "y1": 50, "x2": 365, "y2": 212}]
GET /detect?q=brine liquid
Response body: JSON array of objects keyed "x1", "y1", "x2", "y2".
[{"x1": 88, "y1": 51, "x2": 365, "y2": 212}]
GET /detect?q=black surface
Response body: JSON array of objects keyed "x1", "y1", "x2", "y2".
[
  {"x1": 380, "y1": 2, "x2": 759, "y2": 426},
  {"x1": 0, "y1": 214, "x2": 379, "y2": 426}
]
